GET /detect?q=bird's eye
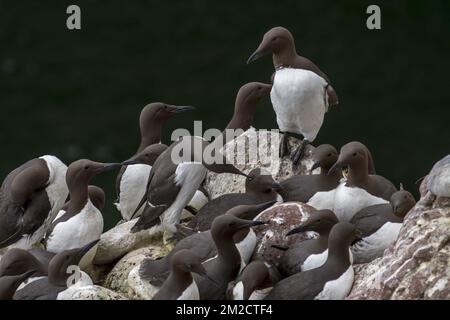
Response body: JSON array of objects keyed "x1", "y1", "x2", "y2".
[
  {"x1": 257, "y1": 86, "x2": 262, "y2": 91},
  {"x1": 228, "y1": 222, "x2": 236, "y2": 227},
  {"x1": 316, "y1": 219, "x2": 321, "y2": 223},
  {"x1": 84, "y1": 166, "x2": 89, "y2": 170},
  {"x1": 327, "y1": 153, "x2": 332, "y2": 157},
  {"x1": 145, "y1": 153, "x2": 149, "y2": 157},
  {"x1": 352, "y1": 153, "x2": 357, "y2": 157},
  {"x1": 272, "y1": 37, "x2": 278, "y2": 41}
]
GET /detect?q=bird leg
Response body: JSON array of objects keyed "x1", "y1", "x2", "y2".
[
  {"x1": 279, "y1": 132, "x2": 290, "y2": 158},
  {"x1": 291, "y1": 139, "x2": 310, "y2": 168}
]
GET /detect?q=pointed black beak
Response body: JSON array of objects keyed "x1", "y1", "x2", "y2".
[
  {"x1": 237, "y1": 220, "x2": 269, "y2": 230},
  {"x1": 247, "y1": 49, "x2": 266, "y2": 64},
  {"x1": 80, "y1": 239, "x2": 100, "y2": 256},
  {"x1": 102, "y1": 163, "x2": 122, "y2": 171},
  {"x1": 327, "y1": 161, "x2": 342, "y2": 176},
  {"x1": 121, "y1": 159, "x2": 140, "y2": 166},
  {"x1": 286, "y1": 225, "x2": 307, "y2": 236},
  {"x1": 167, "y1": 105, "x2": 196, "y2": 113},
  {"x1": 196, "y1": 269, "x2": 220, "y2": 286},
  {"x1": 310, "y1": 161, "x2": 321, "y2": 174}
]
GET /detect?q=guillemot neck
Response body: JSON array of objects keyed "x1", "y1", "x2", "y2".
[
  {"x1": 346, "y1": 162, "x2": 369, "y2": 188},
  {"x1": 167, "y1": 268, "x2": 191, "y2": 289},
  {"x1": 214, "y1": 235, "x2": 241, "y2": 269},
  {"x1": 272, "y1": 47, "x2": 297, "y2": 69},
  {"x1": 326, "y1": 239, "x2": 351, "y2": 266},
  {"x1": 138, "y1": 123, "x2": 163, "y2": 153},
  {"x1": 67, "y1": 180, "x2": 89, "y2": 215}
]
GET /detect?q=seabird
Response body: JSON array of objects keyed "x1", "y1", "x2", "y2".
[
  {"x1": 185, "y1": 168, "x2": 281, "y2": 232},
  {"x1": 328, "y1": 141, "x2": 397, "y2": 221},
  {"x1": 13, "y1": 240, "x2": 98, "y2": 300},
  {"x1": 192, "y1": 214, "x2": 268, "y2": 300},
  {"x1": 152, "y1": 249, "x2": 214, "y2": 300},
  {"x1": 138, "y1": 202, "x2": 274, "y2": 288},
  {"x1": 275, "y1": 209, "x2": 339, "y2": 276},
  {"x1": 0, "y1": 270, "x2": 35, "y2": 300},
  {"x1": 226, "y1": 260, "x2": 281, "y2": 300},
  {"x1": 265, "y1": 222, "x2": 360, "y2": 300},
  {"x1": 0, "y1": 155, "x2": 68, "y2": 250},
  {"x1": 350, "y1": 186, "x2": 416, "y2": 263},
  {"x1": 44, "y1": 160, "x2": 120, "y2": 261},
  {"x1": 116, "y1": 144, "x2": 168, "y2": 220},
  {"x1": 247, "y1": 26, "x2": 338, "y2": 166},
  {"x1": 115, "y1": 102, "x2": 194, "y2": 221}
]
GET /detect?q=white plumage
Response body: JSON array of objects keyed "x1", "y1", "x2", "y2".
[
  {"x1": 271, "y1": 68, "x2": 329, "y2": 142},
  {"x1": 314, "y1": 266, "x2": 354, "y2": 300}
]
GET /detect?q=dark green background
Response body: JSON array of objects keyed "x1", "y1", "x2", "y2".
[{"x1": 1, "y1": 1, "x2": 449, "y2": 229}]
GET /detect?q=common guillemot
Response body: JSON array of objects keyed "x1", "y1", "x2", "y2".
[
  {"x1": 350, "y1": 186, "x2": 416, "y2": 263},
  {"x1": 44, "y1": 160, "x2": 120, "y2": 264},
  {"x1": 247, "y1": 26, "x2": 338, "y2": 166},
  {"x1": 115, "y1": 103, "x2": 194, "y2": 221},
  {"x1": 276, "y1": 209, "x2": 339, "y2": 276},
  {"x1": 0, "y1": 155, "x2": 68, "y2": 250},
  {"x1": 0, "y1": 270, "x2": 36, "y2": 300},
  {"x1": 265, "y1": 222, "x2": 360, "y2": 300},
  {"x1": 327, "y1": 141, "x2": 397, "y2": 221}
]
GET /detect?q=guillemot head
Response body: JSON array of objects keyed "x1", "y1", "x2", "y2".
[
  {"x1": 310, "y1": 144, "x2": 339, "y2": 173},
  {"x1": 234, "y1": 82, "x2": 272, "y2": 112},
  {"x1": 211, "y1": 215, "x2": 268, "y2": 241},
  {"x1": 121, "y1": 143, "x2": 168, "y2": 166},
  {"x1": 66, "y1": 159, "x2": 121, "y2": 187},
  {"x1": 140, "y1": 102, "x2": 195, "y2": 130},
  {"x1": 390, "y1": 187, "x2": 416, "y2": 219},
  {"x1": 328, "y1": 141, "x2": 370, "y2": 176},
  {"x1": 286, "y1": 209, "x2": 339, "y2": 236},
  {"x1": 245, "y1": 168, "x2": 282, "y2": 194},
  {"x1": 247, "y1": 26, "x2": 296, "y2": 64},
  {"x1": 0, "y1": 248, "x2": 46, "y2": 278},
  {"x1": 170, "y1": 249, "x2": 216, "y2": 283},
  {"x1": 226, "y1": 201, "x2": 277, "y2": 221},
  {"x1": 329, "y1": 222, "x2": 362, "y2": 247},
  {"x1": 47, "y1": 240, "x2": 99, "y2": 286}
]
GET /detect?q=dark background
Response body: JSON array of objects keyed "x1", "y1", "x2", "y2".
[{"x1": 1, "y1": 1, "x2": 449, "y2": 229}]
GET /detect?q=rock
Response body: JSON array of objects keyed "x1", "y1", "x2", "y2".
[
  {"x1": 426, "y1": 155, "x2": 450, "y2": 198},
  {"x1": 251, "y1": 202, "x2": 316, "y2": 266},
  {"x1": 204, "y1": 129, "x2": 315, "y2": 199},
  {"x1": 347, "y1": 186, "x2": 450, "y2": 299},
  {"x1": 103, "y1": 242, "x2": 173, "y2": 299},
  {"x1": 93, "y1": 219, "x2": 165, "y2": 265},
  {"x1": 69, "y1": 285, "x2": 128, "y2": 300},
  {"x1": 127, "y1": 265, "x2": 159, "y2": 300}
]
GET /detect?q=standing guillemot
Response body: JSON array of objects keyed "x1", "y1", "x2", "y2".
[
  {"x1": 44, "y1": 160, "x2": 121, "y2": 261},
  {"x1": 0, "y1": 155, "x2": 68, "y2": 250},
  {"x1": 192, "y1": 215, "x2": 268, "y2": 300},
  {"x1": 185, "y1": 168, "x2": 281, "y2": 232},
  {"x1": 116, "y1": 144, "x2": 168, "y2": 221},
  {"x1": 115, "y1": 103, "x2": 194, "y2": 222},
  {"x1": 13, "y1": 240, "x2": 98, "y2": 300},
  {"x1": 265, "y1": 222, "x2": 360, "y2": 300},
  {"x1": 226, "y1": 260, "x2": 281, "y2": 300},
  {"x1": 328, "y1": 141, "x2": 397, "y2": 221},
  {"x1": 138, "y1": 202, "x2": 274, "y2": 287},
  {"x1": 131, "y1": 81, "x2": 271, "y2": 235},
  {"x1": 350, "y1": 187, "x2": 416, "y2": 264},
  {"x1": 279, "y1": 144, "x2": 340, "y2": 208},
  {"x1": 247, "y1": 26, "x2": 338, "y2": 166},
  {"x1": 152, "y1": 249, "x2": 214, "y2": 300},
  {"x1": 276, "y1": 210, "x2": 339, "y2": 276},
  {"x1": 0, "y1": 270, "x2": 36, "y2": 300}
]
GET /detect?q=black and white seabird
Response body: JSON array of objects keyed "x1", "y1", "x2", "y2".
[
  {"x1": 116, "y1": 144, "x2": 168, "y2": 220},
  {"x1": 44, "y1": 160, "x2": 120, "y2": 260},
  {"x1": 115, "y1": 102, "x2": 194, "y2": 221},
  {"x1": 0, "y1": 248, "x2": 47, "y2": 278},
  {"x1": 192, "y1": 214, "x2": 268, "y2": 300},
  {"x1": 152, "y1": 249, "x2": 214, "y2": 300},
  {"x1": 350, "y1": 186, "x2": 416, "y2": 263},
  {"x1": 185, "y1": 168, "x2": 281, "y2": 232},
  {"x1": 0, "y1": 155, "x2": 68, "y2": 250},
  {"x1": 265, "y1": 222, "x2": 360, "y2": 300},
  {"x1": 276, "y1": 209, "x2": 339, "y2": 276},
  {"x1": 247, "y1": 26, "x2": 339, "y2": 166},
  {"x1": 0, "y1": 270, "x2": 36, "y2": 300},
  {"x1": 226, "y1": 260, "x2": 281, "y2": 300},
  {"x1": 13, "y1": 240, "x2": 98, "y2": 300},
  {"x1": 138, "y1": 202, "x2": 274, "y2": 289},
  {"x1": 327, "y1": 141, "x2": 397, "y2": 221},
  {"x1": 131, "y1": 82, "x2": 271, "y2": 235},
  {"x1": 279, "y1": 144, "x2": 341, "y2": 209}
]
